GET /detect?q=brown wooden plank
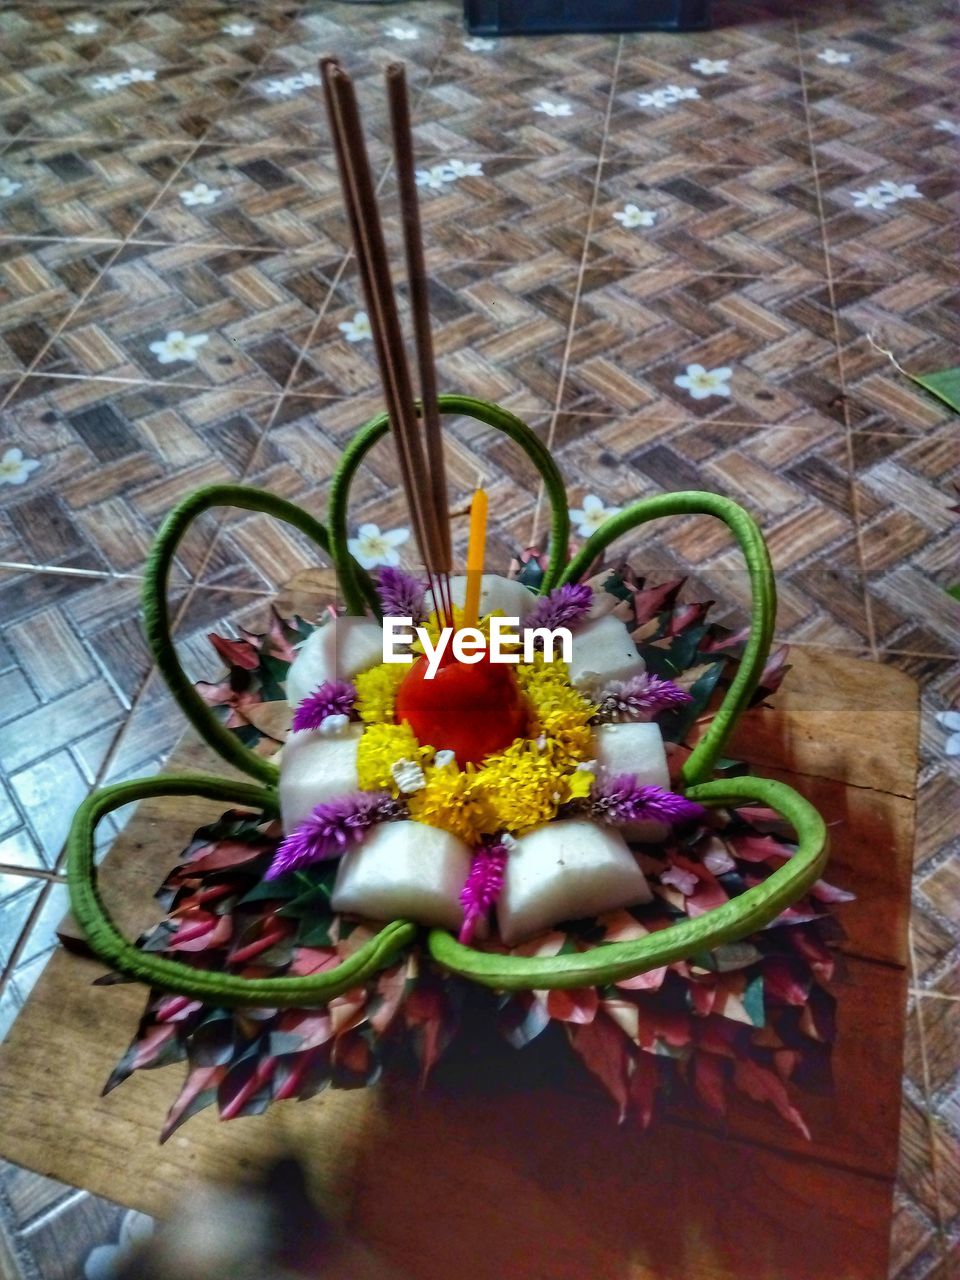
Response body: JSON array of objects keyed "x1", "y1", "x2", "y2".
[{"x1": 724, "y1": 648, "x2": 919, "y2": 798}]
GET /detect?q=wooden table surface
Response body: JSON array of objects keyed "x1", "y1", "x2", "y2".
[{"x1": 0, "y1": 648, "x2": 919, "y2": 1280}]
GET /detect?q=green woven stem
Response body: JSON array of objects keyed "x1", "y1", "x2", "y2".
[
  {"x1": 67, "y1": 774, "x2": 417, "y2": 1007},
  {"x1": 143, "y1": 483, "x2": 373, "y2": 786},
  {"x1": 559, "y1": 492, "x2": 776, "y2": 788},
  {"x1": 329, "y1": 394, "x2": 571, "y2": 611},
  {"x1": 427, "y1": 774, "x2": 827, "y2": 992}
]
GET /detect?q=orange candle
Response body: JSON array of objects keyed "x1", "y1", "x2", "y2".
[{"x1": 462, "y1": 485, "x2": 488, "y2": 629}]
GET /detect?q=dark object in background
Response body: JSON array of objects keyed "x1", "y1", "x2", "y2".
[{"x1": 466, "y1": 0, "x2": 710, "y2": 34}]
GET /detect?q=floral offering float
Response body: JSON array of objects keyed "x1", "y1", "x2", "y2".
[{"x1": 67, "y1": 60, "x2": 839, "y2": 1142}]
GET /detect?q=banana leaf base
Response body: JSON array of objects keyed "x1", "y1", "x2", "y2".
[{"x1": 0, "y1": 648, "x2": 917, "y2": 1280}]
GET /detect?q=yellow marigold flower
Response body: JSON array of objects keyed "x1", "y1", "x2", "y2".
[
  {"x1": 566, "y1": 768, "x2": 595, "y2": 801},
  {"x1": 479, "y1": 740, "x2": 566, "y2": 834},
  {"x1": 357, "y1": 723, "x2": 427, "y2": 793},
  {"x1": 407, "y1": 766, "x2": 495, "y2": 845},
  {"x1": 354, "y1": 661, "x2": 408, "y2": 724},
  {"x1": 516, "y1": 655, "x2": 571, "y2": 688}
]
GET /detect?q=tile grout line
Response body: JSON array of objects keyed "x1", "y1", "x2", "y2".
[
  {"x1": 0, "y1": 9, "x2": 309, "y2": 416},
  {"x1": 528, "y1": 37, "x2": 624, "y2": 545},
  {"x1": 793, "y1": 18, "x2": 879, "y2": 659}
]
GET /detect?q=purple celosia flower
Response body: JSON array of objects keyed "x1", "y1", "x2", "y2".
[
  {"x1": 458, "y1": 841, "x2": 509, "y2": 945},
  {"x1": 376, "y1": 566, "x2": 427, "y2": 624},
  {"x1": 291, "y1": 679, "x2": 357, "y2": 733},
  {"x1": 595, "y1": 672, "x2": 692, "y2": 723},
  {"x1": 591, "y1": 774, "x2": 706, "y2": 826},
  {"x1": 266, "y1": 791, "x2": 401, "y2": 879},
  {"x1": 525, "y1": 582, "x2": 593, "y2": 635}
]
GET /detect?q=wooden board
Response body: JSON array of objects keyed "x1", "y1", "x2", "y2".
[{"x1": 0, "y1": 649, "x2": 918, "y2": 1280}]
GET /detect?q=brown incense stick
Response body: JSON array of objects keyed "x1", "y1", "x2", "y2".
[
  {"x1": 385, "y1": 63, "x2": 452, "y2": 606},
  {"x1": 319, "y1": 59, "x2": 445, "y2": 611}
]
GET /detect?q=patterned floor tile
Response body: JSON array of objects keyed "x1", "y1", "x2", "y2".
[
  {"x1": 868, "y1": 571, "x2": 959, "y2": 657},
  {"x1": 0, "y1": 4, "x2": 156, "y2": 78},
  {"x1": 293, "y1": 259, "x2": 575, "y2": 413},
  {"x1": 854, "y1": 427, "x2": 960, "y2": 588},
  {"x1": 587, "y1": 159, "x2": 825, "y2": 278},
  {"x1": 607, "y1": 39, "x2": 810, "y2": 170},
  {"x1": 828, "y1": 275, "x2": 957, "y2": 437},
  {"x1": 816, "y1": 164, "x2": 959, "y2": 286},
  {"x1": 0, "y1": 566, "x2": 182, "y2": 869},
  {"x1": 558, "y1": 269, "x2": 846, "y2": 428},
  {"x1": 0, "y1": 138, "x2": 227, "y2": 242},
  {"x1": 0, "y1": 383, "x2": 283, "y2": 575},
  {"x1": 0, "y1": 57, "x2": 248, "y2": 144},
  {"x1": 0, "y1": 875, "x2": 42, "y2": 972},
  {"x1": 42, "y1": 242, "x2": 338, "y2": 393}
]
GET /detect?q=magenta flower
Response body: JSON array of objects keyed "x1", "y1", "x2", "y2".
[
  {"x1": 591, "y1": 774, "x2": 705, "y2": 826},
  {"x1": 595, "y1": 672, "x2": 691, "y2": 722},
  {"x1": 266, "y1": 791, "x2": 401, "y2": 879},
  {"x1": 291, "y1": 680, "x2": 357, "y2": 733},
  {"x1": 525, "y1": 582, "x2": 593, "y2": 634},
  {"x1": 376, "y1": 566, "x2": 426, "y2": 623},
  {"x1": 458, "y1": 841, "x2": 509, "y2": 944}
]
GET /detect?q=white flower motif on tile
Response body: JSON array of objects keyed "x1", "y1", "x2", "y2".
[
  {"x1": 849, "y1": 181, "x2": 921, "y2": 211},
  {"x1": 464, "y1": 37, "x2": 497, "y2": 52},
  {"x1": 817, "y1": 49, "x2": 852, "y2": 64},
  {"x1": 934, "y1": 119, "x2": 960, "y2": 136},
  {"x1": 222, "y1": 20, "x2": 256, "y2": 36},
  {"x1": 613, "y1": 203, "x2": 657, "y2": 229},
  {"x1": 90, "y1": 73, "x2": 125, "y2": 92},
  {"x1": 691, "y1": 57, "x2": 729, "y2": 76},
  {"x1": 83, "y1": 1210, "x2": 154, "y2": 1280},
  {"x1": 338, "y1": 311, "x2": 372, "y2": 343},
  {"x1": 534, "y1": 101, "x2": 573, "y2": 118},
  {"x1": 849, "y1": 185, "x2": 895, "y2": 211},
  {"x1": 674, "y1": 364, "x2": 733, "y2": 400},
  {"x1": 877, "y1": 179, "x2": 922, "y2": 202},
  {"x1": 444, "y1": 159, "x2": 484, "y2": 179},
  {"x1": 936, "y1": 710, "x2": 960, "y2": 757},
  {"x1": 66, "y1": 18, "x2": 100, "y2": 34},
  {"x1": 0, "y1": 176, "x2": 23, "y2": 198},
  {"x1": 637, "y1": 84, "x2": 699, "y2": 110},
  {"x1": 0, "y1": 447, "x2": 41, "y2": 486},
  {"x1": 348, "y1": 523, "x2": 410, "y2": 569},
  {"x1": 179, "y1": 181, "x2": 222, "y2": 207},
  {"x1": 569, "y1": 495, "x2": 623, "y2": 538},
  {"x1": 415, "y1": 164, "x2": 452, "y2": 190},
  {"x1": 149, "y1": 330, "x2": 210, "y2": 365},
  {"x1": 416, "y1": 160, "x2": 484, "y2": 190},
  {"x1": 262, "y1": 72, "x2": 316, "y2": 97},
  {"x1": 385, "y1": 24, "x2": 419, "y2": 40}
]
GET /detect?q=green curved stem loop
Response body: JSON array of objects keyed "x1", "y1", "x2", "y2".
[
  {"x1": 67, "y1": 774, "x2": 417, "y2": 1007},
  {"x1": 143, "y1": 483, "x2": 376, "y2": 786},
  {"x1": 559, "y1": 492, "x2": 776, "y2": 788},
  {"x1": 328, "y1": 394, "x2": 570, "y2": 612},
  {"x1": 427, "y1": 774, "x2": 827, "y2": 992}
]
